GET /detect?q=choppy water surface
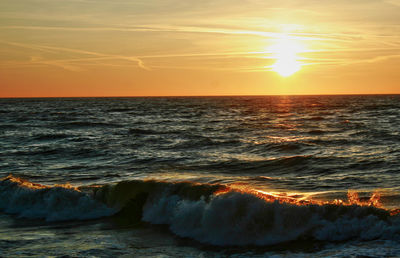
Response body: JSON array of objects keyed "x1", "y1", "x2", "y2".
[{"x1": 1, "y1": 95, "x2": 400, "y2": 257}]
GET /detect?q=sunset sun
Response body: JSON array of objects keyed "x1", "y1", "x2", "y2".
[{"x1": 268, "y1": 35, "x2": 305, "y2": 77}]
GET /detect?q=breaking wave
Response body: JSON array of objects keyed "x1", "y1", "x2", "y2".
[
  {"x1": 0, "y1": 175, "x2": 115, "y2": 221},
  {"x1": 1, "y1": 175, "x2": 400, "y2": 246}
]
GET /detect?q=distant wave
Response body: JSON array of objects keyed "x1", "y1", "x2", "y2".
[
  {"x1": 128, "y1": 128, "x2": 160, "y2": 135},
  {"x1": 32, "y1": 133, "x2": 70, "y2": 141},
  {"x1": 1, "y1": 175, "x2": 400, "y2": 246},
  {"x1": 107, "y1": 108, "x2": 136, "y2": 112},
  {"x1": 57, "y1": 121, "x2": 121, "y2": 128},
  {"x1": 179, "y1": 155, "x2": 345, "y2": 174}
]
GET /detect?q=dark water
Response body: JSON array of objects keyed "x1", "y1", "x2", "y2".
[{"x1": 1, "y1": 95, "x2": 400, "y2": 257}]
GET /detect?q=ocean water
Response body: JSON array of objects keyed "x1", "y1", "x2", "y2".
[{"x1": 1, "y1": 95, "x2": 400, "y2": 257}]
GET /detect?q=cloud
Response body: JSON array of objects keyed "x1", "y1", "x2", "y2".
[
  {"x1": 0, "y1": 24, "x2": 348, "y2": 42},
  {"x1": 384, "y1": 0, "x2": 400, "y2": 6},
  {"x1": 0, "y1": 40, "x2": 149, "y2": 71}
]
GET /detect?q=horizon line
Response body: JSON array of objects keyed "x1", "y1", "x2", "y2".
[{"x1": 1, "y1": 93, "x2": 400, "y2": 99}]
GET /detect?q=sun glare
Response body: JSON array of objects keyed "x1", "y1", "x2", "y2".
[{"x1": 268, "y1": 35, "x2": 305, "y2": 77}]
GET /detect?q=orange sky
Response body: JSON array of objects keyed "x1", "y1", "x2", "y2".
[{"x1": 1, "y1": 0, "x2": 400, "y2": 97}]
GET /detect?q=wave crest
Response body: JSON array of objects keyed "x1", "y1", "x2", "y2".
[
  {"x1": 0, "y1": 175, "x2": 115, "y2": 221},
  {"x1": 1, "y1": 176, "x2": 400, "y2": 246},
  {"x1": 93, "y1": 179, "x2": 400, "y2": 246},
  {"x1": 141, "y1": 190, "x2": 399, "y2": 246}
]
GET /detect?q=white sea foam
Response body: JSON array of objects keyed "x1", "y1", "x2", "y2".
[
  {"x1": 2, "y1": 176, "x2": 400, "y2": 247},
  {"x1": 0, "y1": 176, "x2": 115, "y2": 221},
  {"x1": 142, "y1": 191, "x2": 400, "y2": 246}
]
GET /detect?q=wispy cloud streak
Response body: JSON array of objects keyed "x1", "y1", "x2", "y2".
[{"x1": 0, "y1": 40, "x2": 149, "y2": 71}]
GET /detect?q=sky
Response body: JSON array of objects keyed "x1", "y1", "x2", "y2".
[{"x1": 1, "y1": 0, "x2": 400, "y2": 97}]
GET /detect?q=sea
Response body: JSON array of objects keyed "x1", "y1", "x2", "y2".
[{"x1": 0, "y1": 95, "x2": 400, "y2": 257}]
